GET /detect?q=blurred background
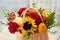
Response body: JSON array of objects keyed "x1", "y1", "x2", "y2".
[{"x1": 0, "y1": 0, "x2": 60, "y2": 40}]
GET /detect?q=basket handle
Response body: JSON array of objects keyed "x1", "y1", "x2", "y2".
[{"x1": 21, "y1": 7, "x2": 44, "y2": 23}]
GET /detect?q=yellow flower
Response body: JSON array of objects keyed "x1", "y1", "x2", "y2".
[
  {"x1": 23, "y1": 16, "x2": 37, "y2": 28},
  {"x1": 18, "y1": 16, "x2": 37, "y2": 34},
  {"x1": 42, "y1": 11, "x2": 50, "y2": 17}
]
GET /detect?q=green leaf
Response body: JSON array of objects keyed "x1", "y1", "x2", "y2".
[{"x1": 45, "y1": 12, "x2": 55, "y2": 29}]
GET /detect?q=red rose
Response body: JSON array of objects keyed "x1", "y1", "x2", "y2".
[
  {"x1": 18, "y1": 8, "x2": 26, "y2": 16},
  {"x1": 8, "y1": 22, "x2": 19, "y2": 34}
]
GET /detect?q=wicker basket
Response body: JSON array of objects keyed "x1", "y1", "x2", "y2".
[
  {"x1": 16, "y1": 32, "x2": 48, "y2": 40},
  {"x1": 16, "y1": 7, "x2": 49, "y2": 40}
]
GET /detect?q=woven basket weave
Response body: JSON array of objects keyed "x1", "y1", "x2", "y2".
[
  {"x1": 16, "y1": 32, "x2": 48, "y2": 40},
  {"x1": 16, "y1": 7, "x2": 49, "y2": 40}
]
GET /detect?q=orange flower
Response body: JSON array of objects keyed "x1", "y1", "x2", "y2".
[{"x1": 38, "y1": 23, "x2": 47, "y2": 33}]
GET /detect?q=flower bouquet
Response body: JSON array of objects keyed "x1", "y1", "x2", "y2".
[{"x1": 7, "y1": 6, "x2": 55, "y2": 40}]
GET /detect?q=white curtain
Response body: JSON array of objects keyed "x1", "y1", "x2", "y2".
[{"x1": 0, "y1": 0, "x2": 28, "y2": 10}]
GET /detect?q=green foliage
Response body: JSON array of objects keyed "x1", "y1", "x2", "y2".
[
  {"x1": 0, "y1": 20, "x2": 4, "y2": 24},
  {"x1": 48, "y1": 30, "x2": 57, "y2": 34},
  {"x1": 1, "y1": 10, "x2": 9, "y2": 18},
  {"x1": 24, "y1": 30, "x2": 31, "y2": 40},
  {"x1": 0, "y1": 20, "x2": 7, "y2": 25},
  {"x1": 32, "y1": 2, "x2": 37, "y2": 8},
  {"x1": 45, "y1": 12, "x2": 55, "y2": 29}
]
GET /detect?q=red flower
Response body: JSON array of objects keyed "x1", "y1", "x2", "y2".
[
  {"x1": 42, "y1": 16, "x2": 47, "y2": 22},
  {"x1": 8, "y1": 22, "x2": 19, "y2": 34},
  {"x1": 18, "y1": 8, "x2": 26, "y2": 16},
  {"x1": 26, "y1": 13, "x2": 42, "y2": 25}
]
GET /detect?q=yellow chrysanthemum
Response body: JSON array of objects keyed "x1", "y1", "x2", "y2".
[
  {"x1": 18, "y1": 16, "x2": 37, "y2": 34},
  {"x1": 42, "y1": 11, "x2": 50, "y2": 17}
]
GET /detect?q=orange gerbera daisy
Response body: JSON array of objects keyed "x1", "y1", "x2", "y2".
[{"x1": 38, "y1": 23, "x2": 47, "y2": 33}]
